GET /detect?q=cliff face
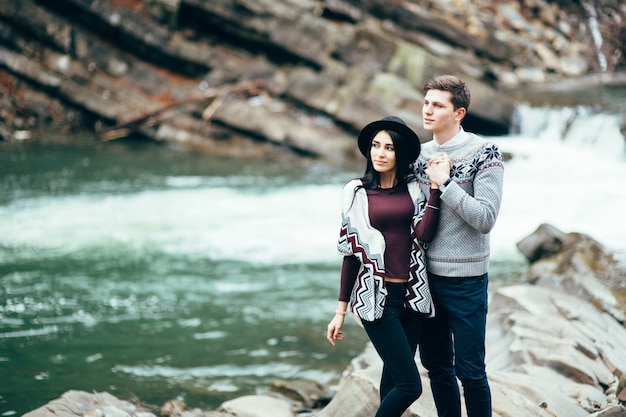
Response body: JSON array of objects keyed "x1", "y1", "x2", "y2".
[{"x1": 0, "y1": 0, "x2": 624, "y2": 164}]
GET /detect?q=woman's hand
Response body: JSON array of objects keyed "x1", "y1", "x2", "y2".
[
  {"x1": 426, "y1": 153, "x2": 452, "y2": 188},
  {"x1": 326, "y1": 314, "x2": 346, "y2": 346}
]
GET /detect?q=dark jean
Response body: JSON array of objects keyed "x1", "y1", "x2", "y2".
[
  {"x1": 362, "y1": 281, "x2": 424, "y2": 417},
  {"x1": 419, "y1": 273, "x2": 492, "y2": 417}
]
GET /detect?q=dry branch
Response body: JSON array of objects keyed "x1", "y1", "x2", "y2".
[{"x1": 97, "y1": 79, "x2": 264, "y2": 141}]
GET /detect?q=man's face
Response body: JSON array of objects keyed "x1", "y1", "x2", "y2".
[{"x1": 422, "y1": 89, "x2": 463, "y2": 133}]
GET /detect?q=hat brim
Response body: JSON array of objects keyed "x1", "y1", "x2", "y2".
[{"x1": 357, "y1": 119, "x2": 421, "y2": 161}]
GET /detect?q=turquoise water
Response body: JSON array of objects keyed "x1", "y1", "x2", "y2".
[{"x1": 0, "y1": 142, "x2": 376, "y2": 414}]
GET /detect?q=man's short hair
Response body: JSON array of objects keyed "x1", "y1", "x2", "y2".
[{"x1": 423, "y1": 75, "x2": 471, "y2": 111}]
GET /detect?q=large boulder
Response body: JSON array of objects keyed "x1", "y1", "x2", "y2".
[
  {"x1": 517, "y1": 223, "x2": 625, "y2": 322},
  {"x1": 219, "y1": 395, "x2": 293, "y2": 417},
  {"x1": 22, "y1": 390, "x2": 156, "y2": 417}
]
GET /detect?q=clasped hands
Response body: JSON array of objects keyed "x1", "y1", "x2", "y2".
[{"x1": 425, "y1": 153, "x2": 452, "y2": 189}]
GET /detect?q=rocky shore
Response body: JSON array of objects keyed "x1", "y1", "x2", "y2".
[
  {"x1": 23, "y1": 224, "x2": 626, "y2": 417},
  {"x1": 1, "y1": 0, "x2": 626, "y2": 166}
]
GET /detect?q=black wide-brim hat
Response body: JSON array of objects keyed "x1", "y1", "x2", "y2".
[{"x1": 357, "y1": 116, "x2": 421, "y2": 161}]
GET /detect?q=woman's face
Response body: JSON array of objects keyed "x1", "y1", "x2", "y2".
[{"x1": 370, "y1": 130, "x2": 397, "y2": 175}]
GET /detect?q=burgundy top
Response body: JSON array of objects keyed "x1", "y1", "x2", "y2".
[{"x1": 338, "y1": 184, "x2": 441, "y2": 302}]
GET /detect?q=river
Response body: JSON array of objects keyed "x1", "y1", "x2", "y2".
[{"x1": 1, "y1": 105, "x2": 625, "y2": 415}]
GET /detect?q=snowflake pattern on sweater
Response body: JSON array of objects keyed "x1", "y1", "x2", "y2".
[{"x1": 413, "y1": 133, "x2": 504, "y2": 277}]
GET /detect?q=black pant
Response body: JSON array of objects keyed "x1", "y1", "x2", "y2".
[
  {"x1": 419, "y1": 273, "x2": 491, "y2": 417},
  {"x1": 362, "y1": 282, "x2": 424, "y2": 417}
]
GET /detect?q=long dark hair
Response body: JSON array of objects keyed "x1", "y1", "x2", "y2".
[{"x1": 359, "y1": 128, "x2": 416, "y2": 190}]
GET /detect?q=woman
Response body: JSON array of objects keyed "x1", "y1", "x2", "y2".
[{"x1": 326, "y1": 116, "x2": 449, "y2": 417}]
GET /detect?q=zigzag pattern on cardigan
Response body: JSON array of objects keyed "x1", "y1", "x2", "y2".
[
  {"x1": 337, "y1": 180, "x2": 434, "y2": 321},
  {"x1": 338, "y1": 216, "x2": 387, "y2": 321},
  {"x1": 405, "y1": 204, "x2": 433, "y2": 315}
]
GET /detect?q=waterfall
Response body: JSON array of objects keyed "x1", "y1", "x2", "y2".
[
  {"x1": 492, "y1": 104, "x2": 626, "y2": 262},
  {"x1": 582, "y1": 1, "x2": 608, "y2": 72},
  {"x1": 510, "y1": 104, "x2": 624, "y2": 158}
]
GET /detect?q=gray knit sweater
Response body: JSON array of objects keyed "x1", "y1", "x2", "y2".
[{"x1": 413, "y1": 131, "x2": 504, "y2": 277}]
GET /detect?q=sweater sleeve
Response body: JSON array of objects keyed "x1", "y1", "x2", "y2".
[
  {"x1": 416, "y1": 188, "x2": 442, "y2": 243},
  {"x1": 442, "y1": 142, "x2": 504, "y2": 234},
  {"x1": 338, "y1": 255, "x2": 360, "y2": 302}
]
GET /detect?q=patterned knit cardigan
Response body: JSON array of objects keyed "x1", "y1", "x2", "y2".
[{"x1": 337, "y1": 179, "x2": 434, "y2": 322}]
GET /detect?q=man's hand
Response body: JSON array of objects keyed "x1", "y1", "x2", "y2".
[{"x1": 426, "y1": 153, "x2": 452, "y2": 188}]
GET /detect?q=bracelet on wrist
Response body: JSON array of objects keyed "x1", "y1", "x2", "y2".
[
  {"x1": 335, "y1": 310, "x2": 347, "y2": 315},
  {"x1": 442, "y1": 177, "x2": 453, "y2": 187}
]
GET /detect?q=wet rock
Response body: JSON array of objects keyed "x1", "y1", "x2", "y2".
[
  {"x1": 587, "y1": 405, "x2": 626, "y2": 417},
  {"x1": 219, "y1": 395, "x2": 293, "y2": 417},
  {"x1": 517, "y1": 223, "x2": 569, "y2": 262},
  {"x1": 269, "y1": 379, "x2": 330, "y2": 408},
  {"x1": 518, "y1": 224, "x2": 625, "y2": 322},
  {"x1": 315, "y1": 344, "x2": 383, "y2": 417},
  {"x1": 161, "y1": 399, "x2": 186, "y2": 417},
  {"x1": 22, "y1": 390, "x2": 156, "y2": 417}
]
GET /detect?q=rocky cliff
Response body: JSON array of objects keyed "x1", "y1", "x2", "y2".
[{"x1": 0, "y1": 0, "x2": 625, "y2": 165}]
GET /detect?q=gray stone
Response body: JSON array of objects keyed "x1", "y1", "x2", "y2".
[
  {"x1": 23, "y1": 390, "x2": 156, "y2": 417},
  {"x1": 588, "y1": 405, "x2": 626, "y2": 417},
  {"x1": 219, "y1": 395, "x2": 293, "y2": 417},
  {"x1": 269, "y1": 379, "x2": 329, "y2": 407}
]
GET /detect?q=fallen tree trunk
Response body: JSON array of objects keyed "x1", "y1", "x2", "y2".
[{"x1": 96, "y1": 79, "x2": 264, "y2": 141}]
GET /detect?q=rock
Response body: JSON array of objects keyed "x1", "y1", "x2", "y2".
[
  {"x1": 269, "y1": 379, "x2": 330, "y2": 408},
  {"x1": 487, "y1": 284, "x2": 625, "y2": 383},
  {"x1": 315, "y1": 345, "x2": 381, "y2": 417},
  {"x1": 587, "y1": 405, "x2": 626, "y2": 417},
  {"x1": 519, "y1": 225, "x2": 625, "y2": 322},
  {"x1": 488, "y1": 368, "x2": 596, "y2": 417},
  {"x1": 212, "y1": 99, "x2": 357, "y2": 164},
  {"x1": 146, "y1": 0, "x2": 181, "y2": 28},
  {"x1": 516, "y1": 223, "x2": 570, "y2": 262},
  {"x1": 218, "y1": 395, "x2": 293, "y2": 417},
  {"x1": 161, "y1": 399, "x2": 186, "y2": 417},
  {"x1": 619, "y1": 373, "x2": 626, "y2": 403},
  {"x1": 22, "y1": 390, "x2": 157, "y2": 417}
]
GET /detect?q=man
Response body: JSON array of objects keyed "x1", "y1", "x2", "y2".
[{"x1": 413, "y1": 75, "x2": 504, "y2": 417}]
